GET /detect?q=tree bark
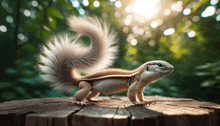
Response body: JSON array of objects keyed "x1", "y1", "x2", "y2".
[{"x1": 0, "y1": 96, "x2": 220, "y2": 126}]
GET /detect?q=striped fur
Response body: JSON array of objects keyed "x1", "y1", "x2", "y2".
[{"x1": 38, "y1": 16, "x2": 118, "y2": 91}]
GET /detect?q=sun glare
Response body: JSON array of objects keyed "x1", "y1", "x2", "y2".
[{"x1": 132, "y1": 0, "x2": 159, "y2": 19}]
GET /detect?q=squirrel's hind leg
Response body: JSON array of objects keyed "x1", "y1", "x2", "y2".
[
  {"x1": 86, "y1": 91, "x2": 109, "y2": 102},
  {"x1": 69, "y1": 81, "x2": 91, "y2": 106}
]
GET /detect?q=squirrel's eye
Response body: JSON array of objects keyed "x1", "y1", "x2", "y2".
[
  {"x1": 146, "y1": 66, "x2": 149, "y2": 71},
  {"x1": 157, "y1": 63, "x2": 163, "y2": 67}
]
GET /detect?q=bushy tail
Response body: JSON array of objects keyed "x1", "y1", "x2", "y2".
[{"x1": 38, "y1": 16, "x2": 118, "y2": 91}]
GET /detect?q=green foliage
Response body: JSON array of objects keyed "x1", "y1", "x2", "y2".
[
  {"x1": 0, "y1": 0, "x2": 74, "y2": 101},
  {"x1": 47, "y1": 7, "x2": 63, "y2": 19},
  {"x1": 196, "y1": 61, "x2": 220, "y2": 88}
]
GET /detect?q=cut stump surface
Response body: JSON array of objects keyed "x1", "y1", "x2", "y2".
[{"x1": 1, "y1": 96, "x2": 220, "y2": 126}]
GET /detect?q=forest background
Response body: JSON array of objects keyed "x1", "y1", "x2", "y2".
[{"x1": 0, "y1": 0, "x2": 219, "y2": 103}]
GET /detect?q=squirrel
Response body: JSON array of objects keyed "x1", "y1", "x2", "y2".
[{"x1": 38, "y1": 16, "x2": 174, "y2": 106}]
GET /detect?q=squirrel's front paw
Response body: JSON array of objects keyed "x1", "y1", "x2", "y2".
[
  {"x1": 136, "y1": 100, "x2": 156, "y2": 106},
  {"x1": 68, "y1": 101, "x2": 91, "y2": 106}
]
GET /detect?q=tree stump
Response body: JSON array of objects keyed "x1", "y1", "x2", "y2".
[{"x1": 0, "y1": 96, "x2": 220, "y2": 126}]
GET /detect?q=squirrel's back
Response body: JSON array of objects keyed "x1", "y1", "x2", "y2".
[{"x1": 38, "y1": 16, "x2": 118, "y2": 91}]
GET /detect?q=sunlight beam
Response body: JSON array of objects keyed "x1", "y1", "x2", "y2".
[{"x1": 132, "y1": 0, "x2": 159, "y2": 19}]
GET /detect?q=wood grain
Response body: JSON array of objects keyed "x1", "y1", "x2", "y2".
[{"x1": 0, "y1": 96, "x2": 220, "y2": 126}]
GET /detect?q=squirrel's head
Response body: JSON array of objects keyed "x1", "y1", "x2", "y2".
[{"x1": 137, "y1": 60, "x2": 174, "y2": 84}]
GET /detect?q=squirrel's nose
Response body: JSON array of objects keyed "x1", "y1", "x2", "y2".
[{"x1": 170, "y1": 66, "x2": 174, "y2": 71}]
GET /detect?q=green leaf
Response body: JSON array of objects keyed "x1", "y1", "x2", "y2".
[
  {"x1": 47, "y1": 7, "x2": 63, "y2": 19},
  {"x1": 42, "y1": 31, "x2": 51, "y2": 38},
  {"x1": 57, "y1": 0, "x2": 67, "y2": 5},
  {"x1": 38, "y1": 29, "x2": 51, "y2": 41},
  {"x1": 22, "y1": 61, "x2": 31, "y2": 67},
  {"x1": 24, "y1": 69, "x2": 35, "y2": 76},
  {"x1": 18, "y1": 77, "x2": 38, "y2": 85},
  {"x1": 23, "y1": 24, "x2": 40, "y2": 32},
  {"x1": 50, "y1": 18, "x2": 57, "y2": 29},
  {"x1": 195, "y1": 72, "x2": 211, "y2": 76},
  {"x1": 22, "y1": 43, "x2": 35, "y2": 52},
  {"x1": 201, "y1": 80, "x2": 216, "y2": 87},
  {"x1": 5, "y1": 68, "x2": 17, "y2": 75},
  {"x1": 0, "y1": 82, "x2": 13, "y2": 88}
]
